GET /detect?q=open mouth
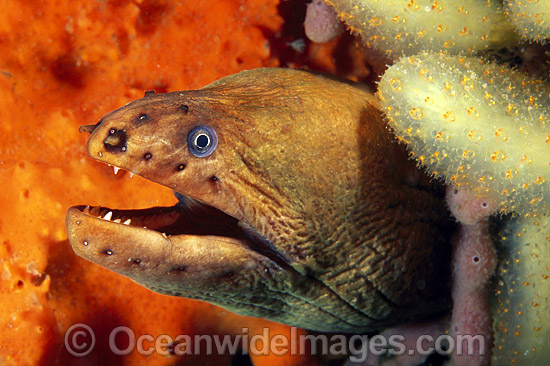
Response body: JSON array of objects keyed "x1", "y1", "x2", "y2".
[
  {"x1": 74, "y1": 205, "x2": 181, "y2": 235},
  {"x1": 67, "y1": 192, "x2": 292, "y2": 269},
  {"x1": 72, "y1": 197, "x2": 240, "y2": 238}
]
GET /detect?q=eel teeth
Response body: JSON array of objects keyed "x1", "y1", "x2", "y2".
[
  {"x1": 129, "y1": 172, "x2": 134, "y2": 178},
  {"x1": 103, "y1": 211, "x2": 113, "y2": 221},
  {"x1": 89, "y1": 206, "x2": 100, "y2": 216},
  {"x1": 113, "y1": 218, "x2": 121, "y2": 223},
  {"x1": 123, "y1": 219, "x2": 131, "y2": 225},
  {"x1": 83, "y1": 205, "x2": 91, "y2": 214},
  {"x1": 113, "y1": 166, "x2": 120, "y2": 175}
]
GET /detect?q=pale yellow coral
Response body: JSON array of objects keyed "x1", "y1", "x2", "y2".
[
  {"x1": 378, "y1": 52, "x2": 550, "y2": 215},
  {"x1": 328, "y1": 0, "x2": 519, "y2": 57},
  {"x1": 492, "y1": 213, "x2": 550, "y2": 364},
  {"x1": 505, "y1": 0, "x2": 550, "y2": 43}
]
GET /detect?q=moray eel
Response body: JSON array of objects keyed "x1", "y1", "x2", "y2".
[{"x1": 66, "y1": 68, "x2": 453, "y2": 332}]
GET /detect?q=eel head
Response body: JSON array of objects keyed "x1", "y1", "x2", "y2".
[{"x1": 66, "y1": 68, "x2": 454, "y2": 332}]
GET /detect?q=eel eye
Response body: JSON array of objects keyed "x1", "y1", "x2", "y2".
[{"x1": 187, "y1": 125, "x2": 218, "y2": 157}]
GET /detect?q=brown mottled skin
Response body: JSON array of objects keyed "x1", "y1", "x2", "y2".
[{"x1": 66, "y1": 68, "x2": 453, "y2": 332}]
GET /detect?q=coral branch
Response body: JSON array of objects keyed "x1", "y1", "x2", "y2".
[
  {"x1": 328, "y1": 0, "x2": 518, "y2": 57},
  {"x1": 505, "y1": 0, "x2": 550, "y2": 43},
  {"x1": 450, "y1": 219, "x2": 495, "y2": 366},
  {"x1": 492, "y1": 213, "x2": 550, "y2": 364},
  {"x1": 378, "y1": 52, "x2": 550, "y2": 215},
  {"x1": 445, "y1": 186, "x2": 496, "y2": 365}
]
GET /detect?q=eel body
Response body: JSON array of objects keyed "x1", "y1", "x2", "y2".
[{"x1": 66, "y1": 68, "x2": 453, "y2": 332}]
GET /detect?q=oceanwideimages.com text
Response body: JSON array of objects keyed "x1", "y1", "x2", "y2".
[{"x1": 64, "y1": 323, "x2": 486, "y2": 362}]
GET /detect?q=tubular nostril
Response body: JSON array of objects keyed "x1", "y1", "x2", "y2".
[
  {"x1": 103, "y1": 129, "x2": 127, "y2": 153},
  {"x1": 104, "y1": 133, "x2": 122, "y2": 146},
  {"x1": 79, "y1": 123, "x2": 100, "y2": 134}
]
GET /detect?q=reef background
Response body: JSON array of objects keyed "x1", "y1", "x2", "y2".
[{"x1": 0, "y1": 0, "x2": 374, "y2": 365}]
